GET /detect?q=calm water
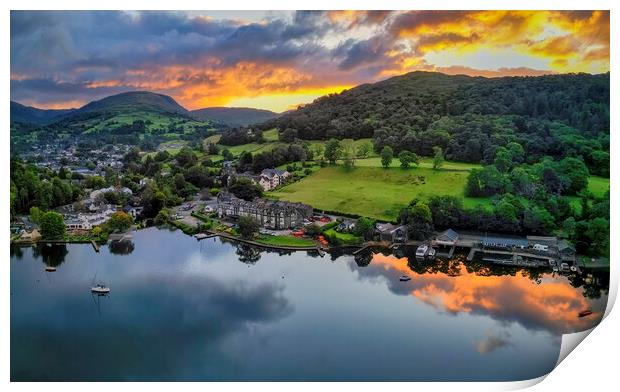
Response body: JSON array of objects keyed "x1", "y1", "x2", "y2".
[{"x1": 10, "y1": 227, "x2": 609, "y2": 381}]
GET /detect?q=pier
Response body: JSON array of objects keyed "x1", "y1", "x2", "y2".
[{"x1": 90, "y1": 240, "x2": 100, "y2": 252}]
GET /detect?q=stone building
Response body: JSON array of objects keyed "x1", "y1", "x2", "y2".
[{"x1": 217, "y1": 192, "x2": 312, "y2": 230}]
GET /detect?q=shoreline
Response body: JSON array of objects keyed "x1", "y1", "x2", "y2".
[{"x1": 11, "y1": 226, "x2": 609, "y2": 270}]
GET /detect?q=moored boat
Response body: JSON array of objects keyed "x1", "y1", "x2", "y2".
[
  {"x1": 91, "y1": 284, "x2": 110, "y2": 294},
  {"x1": 578, "y1": 309, "x2": 593, "y2": 317},
  {"x1": 415, "y1": 244, "x2": 429, "y2": 258},
  {"x1": 399, "y1": 275, "x2": 411, "y2": 282},
  {"x1": 45, "y1": 266, "x2": 57, "y2": 272}
]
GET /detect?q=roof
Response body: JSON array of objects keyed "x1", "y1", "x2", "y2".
[
  {"x1": 558, "y1": 240, "x2": 576, "y2": 252},
  {"x1": 376, "y1": 223, "x2": 396, "y2": 232},
  {"x1": 376, "y1": 223, "x2": 406, "y2": 233},
  {"x1": 261, "y1": 168, "x2": 288, "y2": 177},
  {"x1": 482, "y1": 236, "x2": 528, "y2": 247},
  {"x1": 437, "y1": 229, "x2": 459, "y2": 241}
]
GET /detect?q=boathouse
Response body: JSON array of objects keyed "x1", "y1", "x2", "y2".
[
  {"x1": 435, "y1": 229, "x2": 459, "y2": 246},
  {"x1": 375, "y1": 223, "x2": 408, "y2": 243},
  {"x1": 481, "y1": 236, "x2": 528, "y2": 250}
]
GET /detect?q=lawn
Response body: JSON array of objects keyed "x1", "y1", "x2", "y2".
[
  {"x1": 262, "y1": 128, "x2": 279, "y2": 142},
  {"x1": 322, "y1": 228, "x2": 363, "y2": 245},
  {"x1": 354, "y1": 157, "x2": 482, "y2": 171},
  {"x1": 268, "y1": 166, "x2": 492, "y2": 221},
  {"x1": 219, "y1": 142, "x2": 275, "y2": 156},
  {"x1": 256, "y1": 234, "x2": 316, "y2": 247},
  {"x1": 588, "y1": 176, "x2": 610, "y2": 198}
]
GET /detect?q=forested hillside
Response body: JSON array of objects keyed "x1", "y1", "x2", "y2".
[{"x1": 258, "y1": 71, "x2": 609, "y2": 175}]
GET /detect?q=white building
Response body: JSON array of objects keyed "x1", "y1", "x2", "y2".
[{"x1": 258, "y1": 169, "x2": 291, "y2": 191}]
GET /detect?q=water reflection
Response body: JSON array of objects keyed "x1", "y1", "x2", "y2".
[
  {"x1": 12, "y1": 270, "x2": 293, "y2": 381},
  {"x1": 356, "y1": 251, "x2": 606, "y2": 335},
  {"x1": 32, "y1": 243, "x2": 68, "y2": 267},
  {"x1": 109, "y1": 240, "x2": 135, "y2": 255},
  {"x1": 10, "y1": 229, "x2": 610, "y2": 381},
  {"x1": 236, "y1": 243, "x2": 262, "y2": 264}
]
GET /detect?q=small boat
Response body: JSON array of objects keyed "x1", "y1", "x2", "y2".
[
  {"x1": 578, "y1": 309, "x2": 593, "y2": 318},
  {"x1": 91, "y1": 284, "x2": 110, "y2": 294},
  {"x1": 552, "y1": 266, "x2": 559, "y2": 272},
  {"x1": 45, "y1": 266, "x2": 57, "y2": 272},
  {"x1": 399, "y1": 275, "x2": 411, "y2": 282},
  {"x1": 415, "y1": 244, "x2": 429, "y2": 258}
]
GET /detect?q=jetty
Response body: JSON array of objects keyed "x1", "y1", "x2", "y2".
[
  {"x1": 90, "y1": 240, "x2": 100, "y2": 252},
  {"x1": 194, "y1": 233, "x2": 216, "y2": 240}
]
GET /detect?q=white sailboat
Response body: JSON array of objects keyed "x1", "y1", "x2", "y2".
[{"x1": 90, "y1": 271, "x2": 110, "y2": 294}]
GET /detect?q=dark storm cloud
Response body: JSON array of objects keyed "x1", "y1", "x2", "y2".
[
  {"x1": 10, "y1": 10, "x2": 345, "y2": 106},
  {"x1": 334, "y1": 36, "x2": 393, "y2": 70}
]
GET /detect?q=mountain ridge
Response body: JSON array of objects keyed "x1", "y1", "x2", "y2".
[{"x1": 190, "y1": 106, "x2": 279, "y2": 126}]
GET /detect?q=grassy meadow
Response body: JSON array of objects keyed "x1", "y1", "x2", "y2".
[{"x1": 268, "y1": 166, "x2": 492, "y2": 221}]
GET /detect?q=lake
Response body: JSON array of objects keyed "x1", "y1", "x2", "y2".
[{"x1": 10, "y1": 227, "x2": 609, "y2": 381}]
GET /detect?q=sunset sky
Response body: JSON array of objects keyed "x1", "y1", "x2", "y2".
[{"x1": 10, "y1": 10, "x2": 610, "y2": 112}]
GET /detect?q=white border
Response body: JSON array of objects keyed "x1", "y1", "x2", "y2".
[{"x1": 2, "y1": 1, "x2": 617, "y2": 391}]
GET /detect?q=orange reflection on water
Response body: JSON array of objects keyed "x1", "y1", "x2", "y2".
[{"x1": 370, "y1": 253, "x2": 603, "y2": 334}]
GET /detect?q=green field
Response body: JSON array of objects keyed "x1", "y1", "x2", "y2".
[
  {"x1": 256, "y1": 234, "x2": 316, "y2": 247},
  {"x1": 588, "y1": 176, "x2": 610, "y2": 198},
  {"x1": 268, "y1": 166, "x2": 492, "y2": 221},
  {"x1": 353, "y1": 157, "x2": 481, "y2": 171},
  {"x1": 262, "y1": 128, "x2": 280, "y2": 142}
]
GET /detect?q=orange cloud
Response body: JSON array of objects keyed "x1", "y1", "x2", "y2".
[{"x1": 386, "y1": 10, "x2": 609, "y2": 75}]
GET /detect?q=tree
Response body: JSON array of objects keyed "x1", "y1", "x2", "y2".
[
  {"x1": 106, "y1": 211, "x2": 133, "y2": 233},
  {"x1": 342, "y1": 139, "x2": 356, "y2": 169},
  {"x1": 398, "y1": 150, "x2": 419, "y2": 169},
  {"x1": 465, "y1": 165, "x2": 510, "y2": 197},
  {"x1": 400, "y1": 199, "x2": 433, "y2": 239},
  {"x1": 280, "y1": 128, "x2": 298, "y2": 142},
  {"x1": 562, "y1": 217, "x2": 577, "y2": 239},
  {"x1": 428, "y1": 195, "x2": 463, "y2": 228},
  {"x1": 154, "y1": 208, "x2": 171, "y2": 225},
  {"x1": 91, "y1": 226, "x2": 103, "y2": 239},
  {"x1": 176, "y1": 147, "x2": 197, "y2": 167},
  {"x1": 432, "y1": 146, "x2": 444, "y2": 170},
  {"x1": 558, "y1": 157, "x2": 589, "y2": 194},
  {"x1": 324, "y1": 139, "x2": 342, "y2": 164},
  {"x1": 357, "y1": 141, "x2": 372, "y2": 158},
  {"x1": 221, "y1": 149, "x2": 234, "y2": 161},
  {"x1": 353, "y1": 217, "x2": 376, "y2": 240},
  {"x1": 40, "y1": 212, "x2": 65, "y2": 240},
  {"x1": 380, "y1": 146, "x2": 393, "y2": 168},
  {"x1": 238, "y1": 216, "x2": 260, "y2": 239},
  {"x1": 229, "y1": 179, "x2": 262, "y2": 201},
  {"x1": 29, "y1": 206, "x2": 43, "y2": 225},
  {"x1": 493, "y1": 147, "x2": 513, "y2": 173}
]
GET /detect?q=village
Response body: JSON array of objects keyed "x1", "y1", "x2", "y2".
[{"x1": 11, "y1": 138, "x2": 590, "y2": 275}]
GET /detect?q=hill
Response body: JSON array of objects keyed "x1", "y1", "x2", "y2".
[
  {"x1": 256, "y1": 71, "x2": 609, "y2": 175},
  {"x1": 258, "y1": 71, "x2": 609, "y2": 140},
  {"x1": 190, "y1": 107, "x2": 278, "y2": 126},
  {"x1": 40, "y1": 91, "x2": 218, "y2": 136},
  {"x1": 76, "y1": 91, "x2": 188, "y2": 116},
  {"x1": 10, "y1": 101, "x2": 76, "y2": 125},
  {"x1": 10, "y1": 91, "x2": 220, "y2": 152}
]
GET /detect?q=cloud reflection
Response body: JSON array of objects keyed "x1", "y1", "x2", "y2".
[
  {"x1": 11, "y1": 273, "x2": 293, "y2": 381},
  {"x1": 353, "y1": 252, "x2": 606, "y2": 336}
]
